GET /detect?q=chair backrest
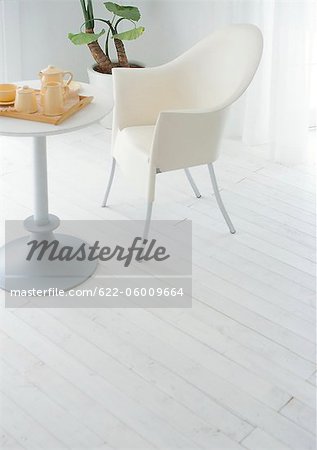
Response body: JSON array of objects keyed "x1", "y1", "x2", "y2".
[
  {"x1": 171, "y1": 24, "x2": 263, "y2": 111},
  {"x1": 152, "y1": 24, "x2": 263, "y2": 173}
]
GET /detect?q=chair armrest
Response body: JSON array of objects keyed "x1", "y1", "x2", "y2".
[
  {"x1": 112, "y1": 65, "x2": 186, "y2": 131},
  {"x1": 151, "y1": 107, "x2": 229, "y2": 171}
]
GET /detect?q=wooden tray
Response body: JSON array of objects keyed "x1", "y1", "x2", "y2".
[{"x1": 0, "y1": 90, "x2": 93, "y2": 125}]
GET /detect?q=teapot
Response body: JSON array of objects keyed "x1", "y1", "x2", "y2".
[{"x1": 39, "y1": 65, "x2": 73, "y2": 91}]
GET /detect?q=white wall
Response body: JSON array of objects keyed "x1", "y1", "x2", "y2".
[{"x1": 1, "y1": 0, "x2": 245, "y2": 82}]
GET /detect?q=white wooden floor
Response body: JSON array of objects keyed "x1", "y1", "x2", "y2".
[{"x1": 0, "y1": 125, "x2": 316, "y2": 450}]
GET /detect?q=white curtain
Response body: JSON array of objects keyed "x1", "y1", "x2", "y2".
[
  {"x1": 229, "y1": 0, "x2": 316, "y2": 165},
  {"x1": 0, "y1": 0, "x2": 22, "y2": 83},
  {"x1": 136, "y1": 0, "x2": 317, "y2": 165},
  {"x1": 0, "y1": 0, "x2": 6, "y2": 82}
]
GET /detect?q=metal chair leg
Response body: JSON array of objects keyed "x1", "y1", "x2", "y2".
[
  {"x1": 207, "y1": 163, "x2": 236, "y2": 234},
  {"x1": 102, "y1": 158, "x2": 116, "y2": 207},
  {"x1": 136, "y1": 201, "x2": 153, "y2": 263},
  {"x1": 184, "y1": 168, "x2": 201, "y2": 198},
  {"x1": 143, "y1": 201, "x2": 153, "y2": 240}
]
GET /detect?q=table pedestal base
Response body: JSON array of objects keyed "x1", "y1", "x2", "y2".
[
  {"x1": 1, "y1": 136, "x2": 99, "y2": 295},
  {"x1": 0, "y1": 233, "x2": 98, "y2": 292}
]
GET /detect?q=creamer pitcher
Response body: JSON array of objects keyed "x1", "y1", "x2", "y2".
[{"x1": 43, "y1": 82, "x2": 64, "y2": 116}]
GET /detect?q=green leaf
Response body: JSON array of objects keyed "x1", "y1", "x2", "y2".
[
  {"x1": 104, "y1": 2, "x2": 140, "y2": 21},
  {"x1": 68, "y1": 29, "x2": 105, "y2": 45},
  {"x1": 112, "y1": 26, "x2": 144, "y2": 41}
]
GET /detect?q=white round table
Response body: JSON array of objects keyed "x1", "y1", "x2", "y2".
[{"x1": 0, "y1": 81, "x2": 109, "y2": 292}]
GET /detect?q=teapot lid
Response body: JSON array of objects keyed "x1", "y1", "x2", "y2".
[{"x1": 41, "y1": 65, "x2": 62, "y2": 75}]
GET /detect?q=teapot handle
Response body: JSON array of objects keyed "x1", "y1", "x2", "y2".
[{"x1": 63, "y1": 71, "x2": 73, "y2": 86}]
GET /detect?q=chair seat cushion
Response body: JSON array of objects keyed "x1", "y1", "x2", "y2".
[{"x1": 117, "y1": 125, "x2": 155, "y2": 155}]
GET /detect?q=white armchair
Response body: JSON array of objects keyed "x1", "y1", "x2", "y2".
[{"x1": 102, "y1": 24, "x2": 263, "y2": 235}]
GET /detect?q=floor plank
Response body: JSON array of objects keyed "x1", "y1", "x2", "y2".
[
  {"x1": 241, "y1": 428, "x2": 293, "y2": 450},
  {"x1": 280, "y1": 398, "x2": 316, "y2": 435},
  {"x1": 0, "y1": 426, "x2": 26, "y2": 450},
  {"x1": 0, "y1": 392, "x2": 67, "y2": 450}
]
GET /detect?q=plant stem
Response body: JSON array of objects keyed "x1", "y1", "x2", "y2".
[
  {"x1": 114, "y1": 17, "x2": 125, "y2": 32},
  {"x1": 80, "y1": 18, "x2": 112, "y2": 32},
  {"x1": 105, "y1": 28, "x2": 111, "y2": 58},
  {"x1": 87, "y1": 0, "x2": 94, "y2": 26},
  {"x1": 114, "y1": 17, "x2": 135, "y2": 33},
  {"x1": 86, "y1": 28, "x2": 113, "y2": 73},
  {"x1": 103, "y1": 16, "x2": 128, "y2": 67},
  {"x1": 114, "y1": 38, "x2": 129, "y2": 67},
  {"x1": 79, "y1": 0, "x2": 88, "y2": 23}
]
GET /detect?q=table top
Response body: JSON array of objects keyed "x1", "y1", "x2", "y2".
[{"x1": 0, "y1": 81, "x2": 109, "y2": 137}]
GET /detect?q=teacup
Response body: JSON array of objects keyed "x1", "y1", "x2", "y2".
[{"x1": 0, "y1": 84, "x2": 17, "y2": 103}]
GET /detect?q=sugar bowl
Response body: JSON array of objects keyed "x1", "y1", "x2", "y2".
[{"x1": 14, "y1": 86, "x2": 38, "y2": 113}]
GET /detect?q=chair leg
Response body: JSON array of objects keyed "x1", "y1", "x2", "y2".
[
  {"x1": 102, "y1": 158, "x2": 116, "y2": 207},
  {"x1": 207, "y1": 163, "x2": 236, "y2": 234},
  {"x1": 184, "y1": 168, "x2": 201, "y2": 198},
  {"x1": 143, "y1": 201, "x2": 153, "y2": 240},
  {"x1": 137, "y1": 202, "x2": 153, "y2": 263}
]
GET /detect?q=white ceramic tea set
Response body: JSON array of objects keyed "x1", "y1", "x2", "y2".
[{"x1": 0, "y1": 65, "x2": 80, "y2": 116}]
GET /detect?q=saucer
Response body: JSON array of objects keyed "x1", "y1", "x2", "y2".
[{"x1": 0, "y1": 99, "x2": 15, "y2": 106}]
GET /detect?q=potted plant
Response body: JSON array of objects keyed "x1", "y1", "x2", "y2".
[{"x1": 68, "y1": 0, "x2": 145, "y2": 125}]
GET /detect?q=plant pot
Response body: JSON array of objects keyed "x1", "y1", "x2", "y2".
[{"x1": 87, "y1": 64, "x2": 114, "y2": 129}]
